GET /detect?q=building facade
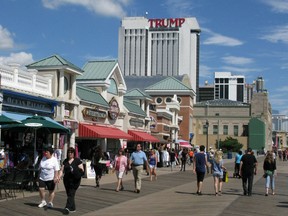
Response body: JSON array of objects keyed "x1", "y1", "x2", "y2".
[
  {"x1": 214, "y1": 72, "x2": 246, "y2": 102},
  {"x1": 118, "y1": 17, "x2": 201, "y2": 100}
]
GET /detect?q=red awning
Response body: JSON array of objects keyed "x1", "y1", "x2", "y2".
[
  {"x1": 128, "y1": 130, "x2": 160, "y2": 142},
  {"x1": 78, "y1": 124, "x2": 132, "y2": 140}
]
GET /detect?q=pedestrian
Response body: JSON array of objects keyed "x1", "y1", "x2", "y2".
[
  {"x1": 263, "y1": 151, "x2": 277, "y2": 196},
  {"x1": 180, "y1": 148, "x2": 188, "y2": 171},
  {"x1": 129, "y1": 143, "x2": 149, "y2": 193},
  {"x1": 59, "y1": 147, "x2": 84, "y2": 213},
  {"x1": 169, "y1": 148, "x2": 176, "y2": 171},
  {"x1": 193, "y1": 145, "x2": 210, "y2": 195},
  {"x1": 148, "y1": 149, "x2": 158, "y2": 181},
  {"x1": 90, "y1": 145, "x2": 104, "y2": 188},
  {"x1": 239, "y1": 148, "x2": 258, "y2": 196},
  {"x1": 37, "y1": 147, "x2": 60, "y2": 208},
  {"x1": 234, "y1": 151, "x2": 243, "y2": 178},
  {"x1": 112, "y1": 148, "x2": 128, "y2": 192},
  {"x1": 211, "y1": 150, "x2": 226, "y2": 196}
]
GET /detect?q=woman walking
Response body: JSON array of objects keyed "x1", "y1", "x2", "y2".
[
  {"x1": 263, "y1": 151, "x2": 277, "y2": 196},
  {"x1": 149, "y1": 149, "x2": 158, "y2": 181},
  {"x1": 91, "y1": 145, "x2": 104, "y2": 188},
  {"x1": 59, "y1": 147, "x2": 84, "y2": 213},
  {"x1": 211, "y1": 150, "x2": 226, "y2": 196},
  {"x1": 113, "y1": 148, "x2": 128, "y2": 192}
]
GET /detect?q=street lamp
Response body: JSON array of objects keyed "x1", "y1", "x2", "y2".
[{"x1": 205, "y1": 120, "x2": 209, "y2": 151}]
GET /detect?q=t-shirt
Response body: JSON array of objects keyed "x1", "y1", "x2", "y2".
[
  {"x1": 194, "y1": 152, "x2": 206, "y2": 173},
  {"x1": 240, "y1": 154, "x2": 257, "y2": 176},
  {"x1": 39, "y1": 156, "x2": 60, "y2": 181},
  {"x1": 62, "y1": 157, "x2": 83, "y2": 180}
]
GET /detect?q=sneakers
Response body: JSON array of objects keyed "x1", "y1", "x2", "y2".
[
  {"x1": 47, "y1": 202, "x2": 53, "y2": 208},
  {"x1": 65, "y1": 208, "x2": 76, "y2": 213},
  {"x1": 38, "y1": 200, "x2": 47, "y2": 208}
]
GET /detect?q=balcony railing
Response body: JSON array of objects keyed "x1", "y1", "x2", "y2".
[{"x1": 0, "y1": 64, "x2": 52, "y2": 97}]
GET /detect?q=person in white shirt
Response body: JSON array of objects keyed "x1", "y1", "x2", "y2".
[{"x1": 37, "y1": 147, "x2": 60, "y2": 208}]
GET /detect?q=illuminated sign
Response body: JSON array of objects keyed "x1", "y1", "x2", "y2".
[{"x1": 148, "y1": 18, "x2": 185, "y2": 28}]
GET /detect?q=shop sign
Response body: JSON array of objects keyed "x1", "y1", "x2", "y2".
[
  {"x1": 82, "y1": 108, "x2": 107, "y2": 120},
  {"x1": 63, "y1": 120, "x2": 78, "y2": 130},
  {"x1": 108, "y1": 98, "x2": 119, "y2": 120},
  {"x1": 150, "y1": 116, "x2": 157, "y2": 129},
  {"x1": 4, "y1": 95, "x2": 52, "y2": 112},
  {"x1": 129, "y1": 118, "x2": 144, "y2": 127},
  {"x1": 148, "y1": 18, "x2": 185, "y2": 29}
]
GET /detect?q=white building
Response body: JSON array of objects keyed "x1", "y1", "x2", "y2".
[
  {"x1": 118, "y1": 16, "x2": 201, "y2": 100},
  {"x1": 214, "y1": 72, "x2": 246, "y2": 102}
]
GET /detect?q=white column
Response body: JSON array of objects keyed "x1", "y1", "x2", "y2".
[{"x1": 71, "y1": 75, "x2": 76, "y2": 101}]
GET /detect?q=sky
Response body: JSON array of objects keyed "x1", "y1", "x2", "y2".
[{"x1": 0, "y1": 0, "x2": 288, "y2": 115}]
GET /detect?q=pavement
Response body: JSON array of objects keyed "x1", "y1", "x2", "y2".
[{"x1": 0, "y1": 155, "x2": 288, "y2": 216}]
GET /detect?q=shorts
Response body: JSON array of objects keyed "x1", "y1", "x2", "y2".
[
  {"x1": 149, "y1": 164, "x2": 156, "y2": 169},
  {"x1": 196, "y1": 171, "x2": 205, "y2": 182},
  {"x1": 213, "y1": 173, "x2": 223, "y2": 180},
  {"x1": 38, "y1": 179, "x2": 56, "y2": 191},
  {"x1": 116, "y1": 171, "x2": 125, "y2": 179}
]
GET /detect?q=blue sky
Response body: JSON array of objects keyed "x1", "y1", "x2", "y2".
[{"x1": 0, "y1": 0, "x2": 288, "y2": 114}]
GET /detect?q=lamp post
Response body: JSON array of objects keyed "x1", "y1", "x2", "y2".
[{"x1": 205, "y1": 120, "x2": 209, "y2": 151}]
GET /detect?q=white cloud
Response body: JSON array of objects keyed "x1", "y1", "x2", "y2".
[
  {"x1": 202, "y1": 28, "x2": 243, "y2": 46},
  {"x1": 261, "y1": 0, "x2": 288, "y2": 13},
  {"x1": 222, "y1": 56, "x2": 254, "y2": 65},
  {"x1": 220, "y1": 66, "x2": 262, "y2": 74},
  {"x1": 0, "y1": 25, "x2": 14, "y2": 49},
  {"x1": 275, "y1": 86, "x2": 288, "y2": 91},
  {"x1": 261, "y1": 25, "x2": 288, "y2": 44},
  {"x1": 42, "y1": 0, "x2": 130, "y2": 18},
  {"x1": 0, "y1": 52, "x2": 34, "y2": 66},
  {"x1": 199, "y1": 65, "x2": 213, "y2": 78},
  {"x1": 162, "y1": 0, "x2": 196, "y2": 16}
]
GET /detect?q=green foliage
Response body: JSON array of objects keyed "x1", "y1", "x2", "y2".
[{"x1": 218, "y1": 136, "x2": 243, "y2": 153}]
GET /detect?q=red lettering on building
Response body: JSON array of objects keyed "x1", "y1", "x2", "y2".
[{"x1": 148, "y1": 18, "x2": 186, "y2": 28}]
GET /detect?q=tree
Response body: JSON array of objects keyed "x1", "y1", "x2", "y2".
[{"x1": 218, "y1": 136, "x2": 243, "y2": 153}]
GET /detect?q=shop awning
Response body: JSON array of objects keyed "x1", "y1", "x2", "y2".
[
  {"x1": 78, "y1": 124, "x2": 132, "y2": 140},
  {"x1": 128, "y1": 130, "x2": 160, "y2": 142}
]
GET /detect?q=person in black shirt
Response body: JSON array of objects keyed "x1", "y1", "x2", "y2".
[
  {"x1": 59, "y1": 147, "x2": 84, "y2": 213},
  {"x1": 240, "y1": 148, "x2": 258, "y2": 196}
]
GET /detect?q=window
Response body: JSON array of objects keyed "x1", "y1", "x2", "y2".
[
  {"x1": 165, "y1": 97, "x2": 172, "y2": 103},
  {"x1": 203, "y1": 125, "x2": 208, "y2": 135},
  {"x1": 213, "y1": 125, "x2": 218, "y2": 135},
  {"x1": 223, "y1": 125, "x2": 228, "y2": 135},
  {"x1": 234, "y1": 125, "x2": 239, "y2": 136},
  {"x1": 156, "y1": 97, "x2": 162, "y2": 104},
  {"x1": 177, "y1": 97, "x2": 182, "y2": 104},
  {"x1": 64, "y1": 76, "x2": 69, "y2": 94}
]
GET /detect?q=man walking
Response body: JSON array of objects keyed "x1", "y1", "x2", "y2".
[
  {"x1": 129, "y1": 143, "x2": 149, "y2": 193},
  {"x1": 239, "y1": 148, "x2": 258, "y2": 196}
]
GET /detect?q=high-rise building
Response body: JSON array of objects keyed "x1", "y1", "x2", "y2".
[
  {"x1": 214, "y1": 72, "x2": 246, "y2": 102},
  {"x1": 118, "y1": 16, "x2": 201, "y2": 100}
]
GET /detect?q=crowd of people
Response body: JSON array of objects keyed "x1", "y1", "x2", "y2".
[{"x1": 31, "y1": 143, "x2": 279, "y2": 213}]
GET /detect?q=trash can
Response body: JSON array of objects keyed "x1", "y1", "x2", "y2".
[{"x1": 227, "y1": 152, "x2": 232, "y2": 159}]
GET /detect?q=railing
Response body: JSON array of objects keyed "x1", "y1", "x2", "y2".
[{"x1": 0, "y1": 64, "x2": 52, "y2": 97}]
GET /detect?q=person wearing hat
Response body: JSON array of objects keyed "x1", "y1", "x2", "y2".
[
  {"x1": 112, "y1": 148, "x2": 128, "y2": 192},
  {"x1": 37, "y1": 147, "x2": 60, "y2": 208}
]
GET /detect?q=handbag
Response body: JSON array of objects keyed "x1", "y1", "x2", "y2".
[{"x1": 222, "y1": 170, "x2": 228, "y2": 182}]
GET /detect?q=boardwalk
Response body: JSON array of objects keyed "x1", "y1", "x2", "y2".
[{"x1": 0, "y1": 156, "x2": 287, "y2": 216}]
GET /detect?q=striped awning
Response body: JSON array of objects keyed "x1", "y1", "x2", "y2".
[
  {"x1": 78, "y1": 124, "x2": 132, "y2": 140},
  {"x1": 128, "y1": 130, "x2": 160, "y2": 142}
]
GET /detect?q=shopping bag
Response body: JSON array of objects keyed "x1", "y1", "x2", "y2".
[{"x1": 222, "y1": 171, "x2": 228, "y2": 182}]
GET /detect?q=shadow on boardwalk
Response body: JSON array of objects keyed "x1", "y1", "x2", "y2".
[{"x1": 0, "y1": 157, "x2": 288, "y2": 216}]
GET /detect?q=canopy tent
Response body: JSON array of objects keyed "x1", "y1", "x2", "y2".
[{"x1": 0, "y1": 113, "x2": 21, "y2": 125}]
